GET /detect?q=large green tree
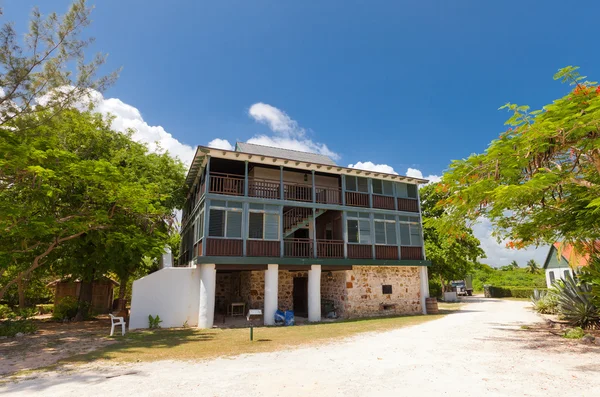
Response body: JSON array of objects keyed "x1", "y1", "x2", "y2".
[
  {"x1": 441, "y1": 66, "x2": 600, "y2": 256},
  {"x1": 421, "y1": 183, "x2": 485, "y2": 292},
  {"x1": 0, "y1": 109, "x2": 186, "y2": 301}
]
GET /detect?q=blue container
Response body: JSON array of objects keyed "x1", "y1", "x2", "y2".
[
  {"x1": 274, "y1": 310, "x2": 285, "y2": 324},
  {"x1": 284, "y1": 310, "x2": 295, "y2": 326}
]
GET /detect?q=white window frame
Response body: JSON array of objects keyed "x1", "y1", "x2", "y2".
[
  {"x1": 209, "y1": 201, "x2": 243, "y2": 239},
  {"x1": 248, "y1": 206, "x2": 280, "y2": 241},
  {"x1": 347, "y1": 212, "x2": 371, "y2": 244},
  {"x1": 398, "y1": 216, "x2": 422, "y2": 246},
  {"x1": 374, "y1": 215, "x2": 397, "y2": 246}
]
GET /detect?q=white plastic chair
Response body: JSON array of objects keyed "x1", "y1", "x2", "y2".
[{"x1": 109, "y1": 313, "x2": 126, "y2": 336}]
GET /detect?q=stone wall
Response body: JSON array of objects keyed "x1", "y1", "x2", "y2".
[
  {"x1": 321, "y1": 271, "x2": 347, "y2": 317},
  {"x1": 240, "y1": 271, "x2": 265, "y2": 310},
  {"x1": 343, "y1": 266, "x2": 421, "y2": 318},
  {"x1": 278, "y1": 271, "x2": 308, "y2": 311}
]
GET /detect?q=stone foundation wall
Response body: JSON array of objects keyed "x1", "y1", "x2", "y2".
[
  {"x1": 343, "y1": 266, "x2": 421, "y2": 318},
  {"x1": 321, "y1": 271, "x2": 347, "y2": 317},
  {"x1": 278, "y1": 271, "x2": 308, "y2": 311}
]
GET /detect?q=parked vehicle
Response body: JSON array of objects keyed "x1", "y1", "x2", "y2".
[{"x1": 451, "y1": 275, "x2": 473, "y2": 296}]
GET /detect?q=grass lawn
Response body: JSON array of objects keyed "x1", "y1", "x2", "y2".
[{"x1": 65, "y1": 306, "x2": 460, "y2": 365}]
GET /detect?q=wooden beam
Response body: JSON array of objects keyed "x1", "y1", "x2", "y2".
[{"x1": 215, "y1": 264, "x2": 268, "y2": 271}]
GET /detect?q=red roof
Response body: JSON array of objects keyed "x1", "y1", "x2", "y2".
[{"x1": 553, "y1": 241, "x2": 600, "y2": 268}]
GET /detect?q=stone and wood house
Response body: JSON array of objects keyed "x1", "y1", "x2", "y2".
[{"x1": 130, "y1": 143, "x2": 431, "y2": 329}]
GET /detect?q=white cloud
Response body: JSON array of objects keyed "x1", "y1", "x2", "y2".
[
  {"x1": 347, "y1": 161, "x2": 398, "y2": 174},
  {"x1": 472, "y1": 217, "x2": 550, "y2": 268},
  {"x1": 207, "y1": 138, "x2": 234, "y2": 151},
  {"x1": 83, "y1": 90, "x2": 196, "y2": 167},
  {"x1": 405, "y1": 168, "x2": 442, "y2": 183},
  {"x1": 246, "y1": 102, "x2": 340, "y2": 160}
]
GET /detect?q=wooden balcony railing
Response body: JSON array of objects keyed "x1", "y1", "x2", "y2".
[
  {"x1": 284, "y1": 238, "x2": 313, "y2": 257},
  {"x1": 248, "y1": 177, "x2": 280, "y2": 199},
  {"x1": 345, "y1": 191, "x2": 369, "y2": 207},
  {"x1": 375, "y1": 245, "x2": 399, "y2": 260},
  {"x1": 372, "y1": 195, "x2": 395, "y2": 210},
  {"x1": 209, "y1": 172, "x2": 244, "y2": 196},
  {"x1": 284, "y1": 183, "x2": 313, "y2": 202},
  {"x1": 283, "y1": 207, "x2": 312, "y2": 232},
  {"x1": 315, "y1": 185, "x2": 342, "y2": 205},
  {"x1": 196, "y1": 240, "x2": 203, "y2": 257},
  {"x1": 317, "y1": 240, "x2": 344, "y2": 258},
  {"x1": 348, "y1": 244, "x2": 373, "y2": 259},
  {"x1": 397, "y1": 197, "x2": 419, "y2": 212},
  {"x1": 246, "y1": 240, "x2": 280, "y2": 257},
  {"x1": 206, "y1": 238, "x2": 243, "y2": 256},
  {"x1": 401, "y1": 246, "x2": 423, "y2": 260}
]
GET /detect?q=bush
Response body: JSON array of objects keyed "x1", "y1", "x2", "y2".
[
  {"x1": 473, "y1": 264, "x2": 546, "y2": 292},
  {"x1": 429, "y1": 278, "x2": 442, "y2": 298},
  {"x1": 148, "y1": 314, "x2": 162, "y2": 329},
  {"x1": 0, "y1": 319, "x2": 38, "y2": 337},
  {"x1": 0, "y1": 304, "x2": 13, "y2": 319},
  {"x1": 563, "y1": 327, "x2": 585, "y2": 339},
  {"x1": 52, "y1": 297, "x2": 81, "y2": 321},
  {"x1": 554, "y1": 275, "x2": 600, "y2": 329},
  {"x1": 36, "y1": 304, "x2": 54, "y2": 315},
  {"x1": 531, "y1": 289, "x2": 559, "y2": 314},
  {"x1": 485, "y1": 286, "x2": 544, "y2": 298}
]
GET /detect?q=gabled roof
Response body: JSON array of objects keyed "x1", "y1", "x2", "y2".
[
  {"x1": 543, "y1": 241, "x2": 600, "y2": 269},
  {"x1": 235, "y1": 142, "x2": 337, "y2": 166}
]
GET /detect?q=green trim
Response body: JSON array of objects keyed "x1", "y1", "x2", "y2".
[{"x1": 195, "y1": 256, "x2": 430, "y2": 267}]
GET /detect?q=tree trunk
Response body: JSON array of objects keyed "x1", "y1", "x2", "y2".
[
  {"x1": 75, "y1": 279, "x2": 93, "y2": 321},
  {"x1": 118, "y1": 275, "x2": 127, "y2": 301},
  {"x1": 17, "y1": 279, "x2": 26, "y2": 309}
]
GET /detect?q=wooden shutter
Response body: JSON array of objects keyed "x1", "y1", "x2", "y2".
[
  {"x1": 226, "y1": 211, "x2": 242, "y2": 238},
  {"x1": 209, "y1": 209, "x2": 225, "y2": 237},
  {"x1": 264, "y1": 214, "x2": 279, "y2": 240},
  {"x1": 248, "y1": 212, "x2": 264, "y2": 239}
]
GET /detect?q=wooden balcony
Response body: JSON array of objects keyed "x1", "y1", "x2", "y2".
[
  {"x1": 246, "y1": 240, "x2": 280, "y2": 257},
  {"x1": 284, "y1": 238, "x2": 313, "y2": 257},
  {"x1": 348, "y1": 244, "x2": 372, "y2": 259},
  {"x1": 401, "y1": 246, "x2": 423, "y2": 260},
  {"x1": 372, "y1": 195, "x2": 395, "y2": 210},
  {"x1": 206, "y1": 238, "x2": 243, "y2": 256},
  {"x1": 284, "y1": 183, "x2": 313, "y2": 202},
  {"x1": 345, "y1": 191, "x2": 369, "y2": 207},
  {"x1": 315, "y1": 185, "x2": 342, "y2": 205},
  {"x1": 248, "y1": 177, "x2": 280, "y2": 199},
  {"x1": 375, "y1": 245, "x2": 399, "y2": 260},
  {"x1": 209, "y1": 172, "x2": 244, "y2": 196},
  {"x1": 316, "y1": 240, "x2": 344, "y2": 258},
  {"x1": 397, "y1": 197, "x2": 419, "y2": 212}
]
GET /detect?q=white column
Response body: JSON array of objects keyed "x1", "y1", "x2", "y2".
[
  {"x1": 420, "y1": 266, "x2": 430, "y2": 314},
  {"x1": 264, "y1": 264, "x2": 279, "y2": 325},
  {"x1": 198, "y1": 263, "x2": 216, "y2": 328},
  {"x1": 308, "y1": 264, "x2": 321, "y2": 322}
]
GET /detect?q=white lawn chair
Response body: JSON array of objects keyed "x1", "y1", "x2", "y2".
[{"x1": 109, "y1": 313, "x2": 126, "y2": 336}]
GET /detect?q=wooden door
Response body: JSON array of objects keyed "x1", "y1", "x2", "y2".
[{"x1": 293, "y1": 277, "x2": 308, "y2": 317}]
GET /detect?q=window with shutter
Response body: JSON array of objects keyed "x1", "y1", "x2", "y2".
[
  {"x1": 264, "y1": 214, "x2": 279, "y2": 240},
  {"x1": 383, "y1": 181, "x2": 393, "y2": 196},
  {"x1": 399, "y1": 224, "x2": 410, "y2": 245},
  {"x1": 396, "y1": 182, "x2": 408, "y2": 198},
  {"x1": 209, "y1": 209, "x2": 225, "y2": 237},
  {"x1": 386, "y1": 222, "x2": 397, "y2": 245},
  {"x1": 357, "y1": 177, "x2": 368, "y2": 193},
  {"x1": 359, "y1": 220, "x2": 371, "y2": 244},
  {"x1": 226, "y1": 211, "x2": 242, "y2": 238},
  {"x1": 375, "y1": 222, "x2": 386, "y2": 244},
  {"x1": 346, "y1": 176, "x2": 357, "y2": 192},
  {"x1": 407, "y1": 184, "x2": 418, "y2": 199},
  {"x1": 372, "y1": 179, "x2": 383, "y2": 195},
  {"x1": 347, "y1": 219, "x2": 359, "y2": 243},
  {"x1": 410, "y1": 224, "x2": 422, "y2": 246},
  {"x1": 248, "y1": 212, "x2": 263, "y2": 239}
]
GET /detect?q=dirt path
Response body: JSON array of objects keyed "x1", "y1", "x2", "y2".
[{"x1": 2, "y1": 299, "x2": 599, "y2": 396}]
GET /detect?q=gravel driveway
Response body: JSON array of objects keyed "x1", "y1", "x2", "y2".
[{"x1": 3, "y1": 298, "x2": 599, "y2": 396}]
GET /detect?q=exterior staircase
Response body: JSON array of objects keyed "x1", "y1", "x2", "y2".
[{"x1": 283, "y1": 207, "x2": 326, "y2": 238}]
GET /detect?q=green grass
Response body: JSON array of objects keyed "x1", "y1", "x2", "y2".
[{"x1": 63, "y1": 310, "x2": 458, "y2": 365}]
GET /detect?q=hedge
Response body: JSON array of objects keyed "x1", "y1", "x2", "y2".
[{"x1": 484, "y1": 286, "x2": 548, "y2": 298}]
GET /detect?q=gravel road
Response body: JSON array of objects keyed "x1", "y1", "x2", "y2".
[{"x1": 2, "y1": 298, "x2": 599, "y2": 396}]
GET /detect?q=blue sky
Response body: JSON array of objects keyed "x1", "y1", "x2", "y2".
[{"x1": 5, "y1": 0, "x2": 599, "y2": 265}]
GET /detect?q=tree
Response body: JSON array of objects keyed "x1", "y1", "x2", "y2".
[
  {"x1": 0, "y1": 0, "x2": 118, "y2": 126},
  {"x1": 526, "y1": 259, "x2": 539, "y2": 274},
  {"x1": 421, "y1": 183, "x2": 485, "y2": 292},
  {"x1": 0, "y1": 109, "x2": 186, "y2": 302},
  {"x1": 440, "y1": 66, "x2": 600, "y2": 256}
]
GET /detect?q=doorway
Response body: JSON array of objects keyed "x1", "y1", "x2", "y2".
[{"x1": 293, "y1": 277, "x2": 308, "y2": 317}]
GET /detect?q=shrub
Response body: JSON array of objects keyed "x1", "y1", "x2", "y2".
[
  {"x1": 36, "y1": 304, "x2": 54, "y2": 315},
  {"x1": 554, "y1": 275, "x2": 600, "y2": 329},
  {"x1": 563, "y1": 327, "x2": 585, "y2": 339},
  {"x1": 0, "y1": 319, "x2": 38, "y2": 337},
  {"x1": 148, "y1": 314, "x2": 162, "y2": 329},
  {"x1": 52, "y1": 297, "x2": 81, "y2": 321},
  {"x1": 531, "y1": 289, "x2": 559, "y2": 314},
  {"x1": 485, "y1": 286, "x2": 544, "y2": 298},
  {"x1": 429, "y1": 279, "x2": 442, "y2": 298},
  {"x1": 0, "y1": 304, "x2": 13, "y2": 319}
]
